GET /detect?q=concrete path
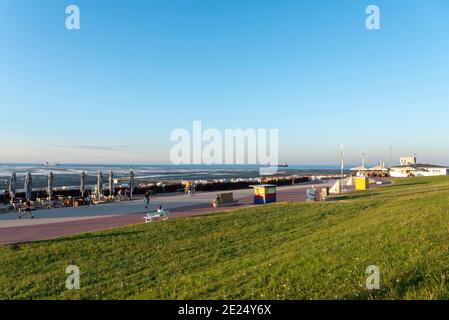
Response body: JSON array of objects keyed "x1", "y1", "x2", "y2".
[{"x1": 0, "y1": 181, "x2": 332, "y2": 245}]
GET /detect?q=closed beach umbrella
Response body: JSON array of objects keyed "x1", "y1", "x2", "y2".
[
  {"x1": 97, "y1": 171, "x2": 103, "y2": 196},
  {"x1": 24, "y1": 172, "x2": 32, "y2": 201},
  {"x1": 80, "y1": 171, "x2": 86, "y2": 198},
  {"x1": 108, "y1": 171, "x2": 114, "y2": 197},
  {"x1": 9, "y1": 171, "x2": 16, "y2": 202},
  {"x1": 129, "y1": 169, "x2": 134, "y2": 200},
  {"x1": 47, "y1": 171, "x2": 54, "y2": 199}
]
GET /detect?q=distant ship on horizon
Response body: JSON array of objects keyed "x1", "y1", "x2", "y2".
[
  {"x1": 43, "y1": 162, "x2": 60, "y2": 167},
  {"x1": 277, "y1": 162, "x2": 288, "y2": 167}
]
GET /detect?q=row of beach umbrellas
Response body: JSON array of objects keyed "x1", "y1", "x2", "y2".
[{"x1": 7, "y1": 170, "x2": 135, "y2": 202}]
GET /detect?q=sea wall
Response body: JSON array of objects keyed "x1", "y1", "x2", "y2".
[{"x1": 0, "y1": 176, "x2": 309, "y2": 203}]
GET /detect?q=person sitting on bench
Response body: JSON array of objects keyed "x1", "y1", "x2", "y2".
[{"x1": 144, "y1": 205, "x2": 169, "y2": 222}]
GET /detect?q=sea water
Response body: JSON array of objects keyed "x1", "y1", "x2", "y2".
[{"x1": 0, "y1": 163, "x2": 344, "y2": 191}]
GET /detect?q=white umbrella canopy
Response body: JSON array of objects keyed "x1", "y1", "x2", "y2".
[
  {"x1": 129, "y1": 170, "x2": 135, "y2": 200},
  {"x1": 369, "y1": 165, "x2": 389, "y2": 171},
  {"x1": 80, "y1": 171, "x2": 86, "y2": 198},
  {"x1": 47, "y1": 172, "x2": 54, "y2": 199},
  {"x1": 24, "y1": 172, "x2": 32, "y2": 200},
  {"x1": 8, "y1": 171, "x2": 16, "y2": 202},
  {"x1": 350, "y1": 166, "x2": 368, "y2": 171},
  {"x1": 97, "y1": 171, "x2": 103, "y2": 196},
  {"x1": 108, "y1": 171, "x2": 114, "y2": 197}
]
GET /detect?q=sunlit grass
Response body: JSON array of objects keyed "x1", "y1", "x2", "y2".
[{"x1": 1, "y1": 176, "x2": 449, "y2": 299}]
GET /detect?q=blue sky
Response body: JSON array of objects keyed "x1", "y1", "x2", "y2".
[{"x1": 1, "y1": 0, "x2": 449, "y2": 165}]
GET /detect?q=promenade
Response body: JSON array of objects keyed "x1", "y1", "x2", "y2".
[{"x1": 0, "y1": 181, "x2": 332, "y2": 245}]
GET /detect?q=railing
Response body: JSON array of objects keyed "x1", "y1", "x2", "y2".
[{"x1": 329, "y1": 182, "x2": 449, "y2": 201}]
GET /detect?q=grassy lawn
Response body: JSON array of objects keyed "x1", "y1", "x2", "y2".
[
  {"x1": 2, "y1": 176, "x2": 449, "y2": 299},
  {"x1": 333, "y1": 175, "x2": 449, "y2": 201}
]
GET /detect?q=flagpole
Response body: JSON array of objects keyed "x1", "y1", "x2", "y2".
[{"x1": 340, "y1": 144, "x2": 344, "y2": 193}]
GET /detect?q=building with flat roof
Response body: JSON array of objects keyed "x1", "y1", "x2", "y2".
[
  {"x1": 390, "y1": 163, "x2": 448, "y2": 178},
  {"x1": 349, "y1": 155, "x2": 447, "y2": 178}
]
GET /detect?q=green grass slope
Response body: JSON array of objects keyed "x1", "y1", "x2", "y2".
[{"x1": 2, "y1": 176, "x2": 449, "y2": 300}]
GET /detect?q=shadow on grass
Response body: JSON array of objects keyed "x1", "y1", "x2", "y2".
[
  {"x1": 10, "y1": 230, "x2": 147, "y2": 249},
  {"x1": 331, "y1": 194, "x2": 373, "y2": 201},
  {"x1": 8, "y1": 243, "x2": 20, "y2": 251},
  {"x1": 62, "y1": 230, "x2": 146, "y2": 242},
  {"x1": 392, "y1": 181, "x2": 431, "y2": 187}
]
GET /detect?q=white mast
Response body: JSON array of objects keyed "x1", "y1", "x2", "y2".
[
  {"x1": 389, "y1": 146, "x2": 393, "y2": 168},
  {"x1": 362, "y1": 150, "x2": 366, "y2": 170},
  {"x1": 341, "y1": 145, "x2": 345, "y2": 193},
  {"x1": 340, "y1": 144, "x2": 344, "y2": 179}
]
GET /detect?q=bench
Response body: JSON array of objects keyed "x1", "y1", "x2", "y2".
[
  {"x1": 144, "y1": 209, "x2": 169, "y2": 223},
  {"x1": 211, "y1": 192, "x2": 238, "y2": 208}
]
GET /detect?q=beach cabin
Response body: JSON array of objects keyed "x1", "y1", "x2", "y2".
[
  {"x1": 250, "y1": 184, "x2": 276, "y2": 204},
  {"x1": 355, "y1": 177, "x2": 369, "y2": 190}
]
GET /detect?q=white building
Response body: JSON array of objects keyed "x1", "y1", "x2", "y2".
[{"x1": 390, "y1": 164, "x2": 448, "y2": 178}]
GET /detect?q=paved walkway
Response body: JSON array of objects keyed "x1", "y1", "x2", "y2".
[{"x1": 0, "y1": 182, "x2": 332, "y2": 245}]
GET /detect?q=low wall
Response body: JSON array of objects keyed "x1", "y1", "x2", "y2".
[{"x1": 0, "y1": 176, "x2": 310, "y2": 203}]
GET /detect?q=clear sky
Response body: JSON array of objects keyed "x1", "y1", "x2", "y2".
[{"x1": 1, "y1": 0, "x2": 449, "y2": 165}]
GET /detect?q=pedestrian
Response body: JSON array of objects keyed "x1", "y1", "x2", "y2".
[
  {"x1": 19, "y1": 200, "x2": 34, "y2": 219},
  {"x1": 144, "y1": 191, "x2": 150, "y2": 209},
  {"x1": 86, "y1": 192, "x2": 95, "y2": 206}
]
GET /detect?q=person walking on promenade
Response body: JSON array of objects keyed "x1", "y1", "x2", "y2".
[
  {"x1": 144, "y1": 191, "x2": 150, "y2": 209},
  {"x1": 86, "y1": 192, "x2": 95, "y2": 206},
  {"x1": 19, "y1": 200, "x2": 34, "y2": 219}
]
